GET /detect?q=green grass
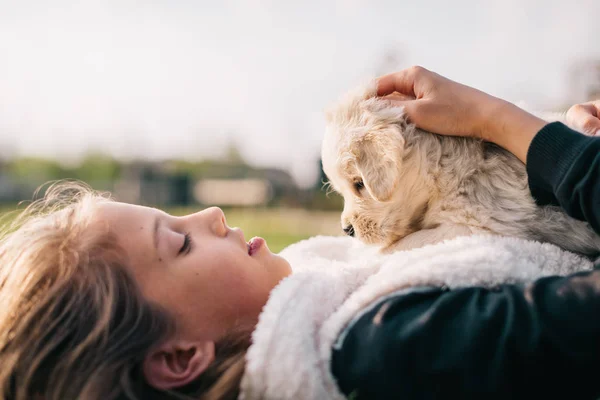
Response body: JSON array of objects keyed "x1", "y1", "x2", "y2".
[{"x1": 0, "y1": 205, "x2": 343, "y2": 253}]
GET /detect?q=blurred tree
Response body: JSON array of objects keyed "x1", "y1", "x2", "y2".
[
  {"x1": 224, "y1": 142, "x2": 245, "y2": 165},
  {"x1": 74, "y1": 152, "x2": 121, "y2": 182},
  {"x1": 7, "y1": 157, "x2": 69, "y2": 182},
  {"x1": 165, "y1": 160, "x2": 200, "y2": 176}
]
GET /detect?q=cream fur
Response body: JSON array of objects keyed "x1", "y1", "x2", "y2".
[{"x1": 322, "y1": 81, "x2": 600, "y2": 257}]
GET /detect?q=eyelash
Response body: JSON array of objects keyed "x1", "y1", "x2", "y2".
[{"x1": 179, "y1": 232, "x2": 193, "y2": 255}]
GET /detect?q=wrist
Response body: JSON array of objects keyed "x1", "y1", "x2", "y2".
[{"x1": 481, "y1": 100, "x2": 547, "y2": 163}]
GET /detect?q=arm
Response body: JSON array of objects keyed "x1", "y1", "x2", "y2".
[
  {"x1": 331, "y1": 268, "x2": 600, "y2": 400},
  {"x1": 526, "y1": 122, "x2": 600, "y2": 234}
]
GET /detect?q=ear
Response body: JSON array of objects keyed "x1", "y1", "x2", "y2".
[
  {"x1": 352, "y1": 125, "x2": 405, "y2": 202},
  {"x1": 143, "y1": 339, "x2": 215, "y2": 390}
]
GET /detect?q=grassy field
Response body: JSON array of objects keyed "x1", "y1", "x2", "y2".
[{"x1": 0, "y1": 205, "x2": 343, "y2": 253}]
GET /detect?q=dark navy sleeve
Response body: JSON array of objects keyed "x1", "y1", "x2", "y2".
[
  {"x1": 526, "y1": 122, "x2": 600, "y2": 234},
  {"x1": 331, "y1": 268, "x2": 600, "y2": 400}
]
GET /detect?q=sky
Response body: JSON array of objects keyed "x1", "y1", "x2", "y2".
[{"x1": 0, "y1": 0, "x2": 598, "y2": 187}]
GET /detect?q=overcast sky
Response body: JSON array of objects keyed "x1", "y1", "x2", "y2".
[{"x1": 0, "y1": 0, "x2": 598, "y2": 187}]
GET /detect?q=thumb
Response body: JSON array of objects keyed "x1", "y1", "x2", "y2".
[
  {"x1": 579, "y1": 114, "x2": 600, "y2": 136},
  {"x1": 567, "y1": 102, "x2": 600, "y2": 136}
]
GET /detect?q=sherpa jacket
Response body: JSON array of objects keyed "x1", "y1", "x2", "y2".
[
  {"x1": 331, "y1": 122, "x2": 600, "y2": 400},
  {"x1": 238, "y1": 234, "x2": 592, "y2": 400},
  {"x1": 238, "y1": 122, "x2": 600, "y2": 400}
]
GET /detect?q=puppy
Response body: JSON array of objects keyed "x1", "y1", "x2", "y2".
[{"x1": 321, "y1": 82, "x2": 600, "y2": 257}]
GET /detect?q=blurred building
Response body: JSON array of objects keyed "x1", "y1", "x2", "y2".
[
  {"x1": 0, "y1": 156, "x2": 342, "y2": 210},
  {"x1": 194, "y1": 179, "x2": 272, "y2": 206},
  {"x1": 0, "y1": 172, "x2": 22, "y2": 202},
  {"x1": 113, "y1": 160, "x2": 304, "y2": 208},
  {"x1": 114, "y1": 162, "x2": 193, "y2": 206}
]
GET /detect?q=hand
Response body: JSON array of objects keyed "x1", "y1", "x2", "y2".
[
  {"x1": 377, "y1": 66, "x2": 547, "y2": 163},
  {"x1": 377, "y1": 66, "x2": 501, "y2": 140},
  {"x1": 566, "y1": 101, "x2": 600, "y2": 136}
]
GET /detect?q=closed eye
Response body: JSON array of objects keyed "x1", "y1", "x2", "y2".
[{"x1": 179, "y1": 232, "x2": 193, "y2": 255}]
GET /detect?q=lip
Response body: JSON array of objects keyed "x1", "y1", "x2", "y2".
[{"x1": 247, "y1": 237, "x2": 264, "y2": 256}]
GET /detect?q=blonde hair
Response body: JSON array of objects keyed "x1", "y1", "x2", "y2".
[{"x1": 0, "y1": 181, "x2": 249, "y2": 400}]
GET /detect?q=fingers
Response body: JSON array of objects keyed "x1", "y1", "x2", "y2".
[
  {"x1": 567, "y1": 101, "x2": 600, "y2": 136},
  {"x1": 382, "y1": 98, "x2": 438, "y2": 133},
  {"x1": 578, "y1": 114, "x2": 600, "y2": 136},
  {"x1": 381, "y1": 93, "x2": 415, "y2": 102},
  {"x1": 376, "y1": 66, "x2": 500, "y2": 139},
  {"x1": 377, "y1": 72, "x2": 413, "y2": 97},
  {"x1": 377, "y1": 66, "x2": 430, "y2": 97}
]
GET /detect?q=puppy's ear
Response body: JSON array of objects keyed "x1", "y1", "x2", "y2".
[{"x1": 352, "y1": 124, "x2": 405, "y2": 202}]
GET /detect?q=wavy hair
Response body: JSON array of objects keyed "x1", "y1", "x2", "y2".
[{"x1": 0, "y1": 181, "x2": 249, "y2": 400}]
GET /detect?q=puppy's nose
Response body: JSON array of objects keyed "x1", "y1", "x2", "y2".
[{"x1": 343, "y1": 225, "x2": 355, "y2": 237}]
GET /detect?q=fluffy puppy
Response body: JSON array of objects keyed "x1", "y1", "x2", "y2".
[{"x1": 321, "y1": 82, "x2": 600, "y2": 257}]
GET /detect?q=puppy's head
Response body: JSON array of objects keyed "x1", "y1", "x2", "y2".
[{"x1": 322, "y1": 81, "x2": 415, "y2": 246}]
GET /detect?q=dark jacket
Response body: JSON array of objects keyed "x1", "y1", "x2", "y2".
[{"x1": 331, "y1": 122, "x2": 600, "y2": 400}]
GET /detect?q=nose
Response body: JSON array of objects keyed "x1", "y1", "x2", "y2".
[
  {"x1": 186, "y1": 206, "x2": 227, "y2": 235},
  {"x1": 205, "y1": 206, "x2": 225, "y2": 222},
  {"x1": 207, "y1": 207, "x2": 228, "y2": 233},
  {"x1": 343, "y1": 225, "x2": 355, "y2": 237}
]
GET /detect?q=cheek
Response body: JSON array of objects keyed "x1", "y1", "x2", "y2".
[
  {"x1": 342, "y1": 197, "x2": 368, "y2": 220},
  {"x1": 176, "y1": 266, "x2": 268, "y2": 332},
  {"x1": 212, "y1": 259, "x2": 271, "y2": 309},
  {"x1": 353, "y1": 214, "x2": 378, "y2": 233}
]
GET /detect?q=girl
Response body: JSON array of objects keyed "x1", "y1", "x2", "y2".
[{"x1": 0, "y1": 67, "x2": 599, "y2": 400}]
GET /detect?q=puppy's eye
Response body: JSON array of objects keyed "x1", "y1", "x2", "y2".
[{"x1": 353, "y1": 180, "x2": 365, "y2": 192}]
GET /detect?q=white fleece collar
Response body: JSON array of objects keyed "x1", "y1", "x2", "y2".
[{"x1": 240, "y1": 235, "x2": 592, "y2": 400}]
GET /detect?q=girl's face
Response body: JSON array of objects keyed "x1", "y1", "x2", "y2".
[{"x1": 96, "y1": 202, "x2": 292, "y2": 343}]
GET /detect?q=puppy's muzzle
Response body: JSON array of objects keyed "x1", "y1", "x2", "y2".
[{"x1": 343, "y1": 225, "x2": 355, "y2": 237}]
